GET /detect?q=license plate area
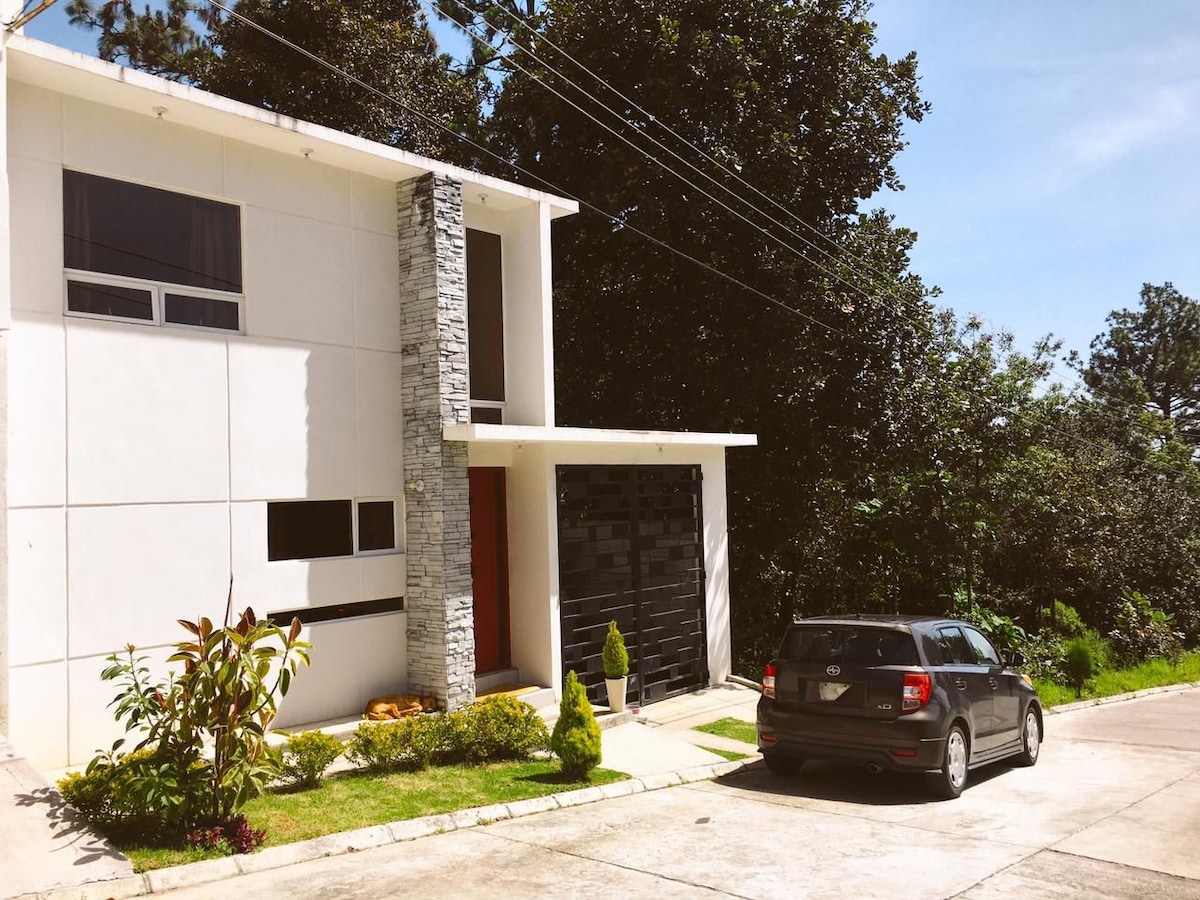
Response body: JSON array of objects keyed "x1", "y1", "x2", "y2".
[{"x1": 817, "y1": 681, "x2": 853, "y2": 702}]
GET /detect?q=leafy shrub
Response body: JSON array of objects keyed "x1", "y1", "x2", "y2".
[
  {"x1": 346, "y1": 717, "x2": 434, "y2": 772},
  {"x1": 1108, "y1": 591, "x2": 1183, "y2": 667},
  {"x1": 953, "y1": 598, "x2": 1028, "y2": 659},
  {"x1": 185, "y1": 814, "x2": 266, "y2": 855},
  {"x1": 463, "y1": 695, "x2": 549, "y2": 762},
  {"x1": 550, "y1": 670, "x2": 602, "y2": 780},
  {"x1": 281, "y1": 731, "x2": 343, "y2": 789},
  {"x1": 1064, "y1": 638, "x2": 1099, "y2": 697},
  {"x1": 602, "y1": 621, "x2": 629, "y2": 679},
  {"x1": 79, "y1": 593, "x2": 310, "y2": 835},
  {"x1": 57, "y1": 747, "x2": 163, "y2": 829},
  {"x1": 1040, "y1": 601, "x2": 1087, "y2": 639},
  {"x1": 1020, "y1": 632, "x2": 1066, "y2": 682},
  {"x1": 346, "y1": 697, "x2": 547, "y2": 771}
]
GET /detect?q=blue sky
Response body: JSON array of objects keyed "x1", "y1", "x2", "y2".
[{"x1": 25, "y1": 2, "x2": 1200, "y2": 372}]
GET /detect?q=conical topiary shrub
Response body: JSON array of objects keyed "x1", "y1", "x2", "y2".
[
  {"x1": 550, "y1": 670, "x2": 602, "y2": 780},
  {"x1": 602, "y1": 620, "x2": 629, "y2": 678}
]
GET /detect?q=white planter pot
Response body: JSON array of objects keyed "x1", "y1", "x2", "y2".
[{"x1": 605, "y1": 676, "x2": 628, "y2": 713}]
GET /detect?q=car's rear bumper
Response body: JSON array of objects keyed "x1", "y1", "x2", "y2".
[{"x1": 757, "y1": 698, "x2": 947, "y2": 771}]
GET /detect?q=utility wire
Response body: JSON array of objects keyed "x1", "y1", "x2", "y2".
[
  {"x1": 453, "y1": 0, "x2": 1166, "y2": 429},
  {"x1": 199, "y1": 0, "x2": 1195, "y2": 482}
]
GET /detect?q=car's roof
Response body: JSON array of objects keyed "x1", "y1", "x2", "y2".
[{"x1": 788, "y1": 614, "x2": 954, "y2": 629}]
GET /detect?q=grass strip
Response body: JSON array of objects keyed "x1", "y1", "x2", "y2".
[
  {"x1": 692, "y1": 717, "x2": 757, "y2": 745},
  {"x1": 1035, "y1": 650, "x2": 1200, "y2": 708},
  {"x1": 698, "y1": 746, "x2": 750, "y2": 762},
  {"x1": 118, "y1": 761, "x2": 628, "y2": 872}
]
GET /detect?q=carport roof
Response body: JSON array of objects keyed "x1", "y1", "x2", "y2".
[{"x1": 443, "y1": 424, "x2": 757, "y2": 448}]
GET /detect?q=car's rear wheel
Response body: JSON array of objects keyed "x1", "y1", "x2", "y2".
[
  {"x1": 929, "y1": 724, "x2": 969, "y2": 799},
  {"x1": 1016, "y1": 708, "x2": 1041, "y2": 767},
  {"x1": 764, "y1": 753, "x2": 804, "y2": 777}
]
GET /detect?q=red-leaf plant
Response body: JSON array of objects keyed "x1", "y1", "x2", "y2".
[{"x1": 95, "y1": 580, "x2": 311, "y2": 832}]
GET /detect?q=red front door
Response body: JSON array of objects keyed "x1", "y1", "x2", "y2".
[{"x1": 469, "y1": 467, "x2": 511, "y2": 674}]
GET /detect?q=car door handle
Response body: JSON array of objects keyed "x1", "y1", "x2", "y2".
[
  {"x1": 954, "y1": 679, "x2": 968, "y2": 690},
  {"x1": 989, "y1": 679, "x2": 999, "y2": 689}
]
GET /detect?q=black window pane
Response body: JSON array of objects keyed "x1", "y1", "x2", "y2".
[
  {"x1": 470, "y1": 406, "x2": 503, "y2": 424},
  {"x1": 165, "y1": 294, "x2": 240, "y2": 331},
  {"x1": 358, "y1": 501, "x2": 396, "y2": 552},
  {"x1": 64, "y1": 170, "x2": 242, "y2": 292},
  {"x1": 467, "y1": 228, "x2": 505, "y2": 402},
  {"x1": 268, "y1": 500, "x2": 353, "y2": 561},
  {"x1": 937, "y1": 627, "x2": 975, "y2": 665},
  {"x1": 66, "y1": 280, "x2": 153, "y2": 320}
]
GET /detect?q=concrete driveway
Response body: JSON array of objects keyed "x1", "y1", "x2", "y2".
[{"x1": 158, "y1": 687, "x2": 1200, "y2": 899}]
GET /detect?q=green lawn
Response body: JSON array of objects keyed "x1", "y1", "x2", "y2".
[
  {"x1": 117, "y1": 761, "x2": 627, "y2": 872},
  {"x1": 692, "y1": 717, "x2": 757, "y2": 745},
  {"x1": 1035, "y1": 650, "x2": 1200, "y2": 707},
  {"x1": 697, "y1": 745, "x2": 750, "y2": 762}
]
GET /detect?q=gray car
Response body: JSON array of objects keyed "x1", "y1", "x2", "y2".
[{"x1": 756, "y1": 615, "x2": 1043, "y2": 798}]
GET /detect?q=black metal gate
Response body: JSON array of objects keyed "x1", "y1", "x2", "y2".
[{"x1": 557, "y1": 465, "x2": 707, "y2": 707}]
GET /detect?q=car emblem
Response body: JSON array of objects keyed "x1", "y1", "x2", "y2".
[{"x1": 826, "y1": 664, "x2": 841, "y2": 676}]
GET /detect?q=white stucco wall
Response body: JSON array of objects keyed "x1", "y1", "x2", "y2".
[{"x1": 6, "y1": 81, "x2": 409, "y2": 766}]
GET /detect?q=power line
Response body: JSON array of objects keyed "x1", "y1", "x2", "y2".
[{"x1": 448, "y1": 0, "x2": 1168, "y2": 432}]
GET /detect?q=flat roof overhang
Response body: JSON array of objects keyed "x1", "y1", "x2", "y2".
[
  {"x1": 443, "y1": 424, "x2": 757, "y2": 448},
  {"x1": 6, "y1": 35, "x2": 578, "y2": 218}
]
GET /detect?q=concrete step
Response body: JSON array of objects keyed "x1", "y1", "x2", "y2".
[
  {"x1": 475, "y1": 668, "x2": 521, "y2": 694},
  {"x1": 518, "y1": 687, "x2": 558, "y2": 710}
]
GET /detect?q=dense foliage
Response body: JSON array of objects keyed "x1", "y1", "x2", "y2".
[
  {"x1": 602, "y1": 621, "x2": 630, "y2": 679},
  {"x1": 281, "y1": 730, "x2": 344, "y2": 789}
]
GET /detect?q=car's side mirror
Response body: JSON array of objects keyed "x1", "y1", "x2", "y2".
[{"x1": 1007, "y1": 651, "x2": 1025, "y2": 668}]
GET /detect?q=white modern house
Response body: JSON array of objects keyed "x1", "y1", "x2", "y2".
[{"x1": 0, "y1": 26, "x2": 755, "y2": 770}]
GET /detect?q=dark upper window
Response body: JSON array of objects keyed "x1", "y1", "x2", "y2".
[
  {"x1": 780, "y1": 627, "x2": 918, "y2": 666},
  {"x1": 63, "y1": 171, "x2": 243, "y2": 332},
  {"x1": 357, "y1": 501, "x2": 397, "y2": 553},
  {"x1": 466, "y1": 228, "x2": 505, "y2": 416}
]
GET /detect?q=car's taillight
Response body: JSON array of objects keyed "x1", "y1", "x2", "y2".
[
  {"x1": 902, "y1": 672, "x2": 932, "y2": 712},
  {"x1": 763, "y1": 663, "x2": 777, "y2": 699}
]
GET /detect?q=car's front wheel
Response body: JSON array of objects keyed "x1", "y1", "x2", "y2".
[
  {"x1": 929, "y1": 724, "x2": 969, "y2": 799},
  {"x1": 1016, "y1": 708, "x2": 1041, "y2": 767},
  {"x1": 764, "y1": 753, "x2": 804, "y2": 777}
]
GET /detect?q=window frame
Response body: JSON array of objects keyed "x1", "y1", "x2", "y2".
[
  {"x1": 962, "y1": 626, "x2": 1002, "y2": 666},
  {"x1": 469, "y1": 400, "x2": 506, "y2": 424},
  {"x1": 354, "y1": 497, "x2": 403, "y2": 557},
  {"x1": 63, "y1": 270, "x2": 245, "y2": 334},
  {"x1": 266, "y1": 498, "x2": 403, "y2": 563},
  {"x1": 62, "y1": 169, "x2": 246, "y2": 335}
]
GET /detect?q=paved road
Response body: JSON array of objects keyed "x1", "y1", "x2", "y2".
[{"x1": 161, "y1": 687, "x2": 1200, "y2": 899}]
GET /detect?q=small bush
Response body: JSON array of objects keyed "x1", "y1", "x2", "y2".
[
  {"x1": 346, "y1": 718, "x2": 433, "y2": 772},
  {"x1": 550, "y1": 671, "x2": 602, "y2": 780},
  {"x1": 602, "y1": 621, "x2": 629, "y2": 679},
  {"x1": 464, "y1": 695, "x2": 550, "y2": 762},
  {"x1": 1108, "y1": 591, "x2": 1183, "y2": 667},
  {"x1": 425, "y1": 709, "x2": 472, "y2": 765},
  {"x1": 185, "y1": 814, "x2": 266, "y2": 855},
  {"x1": 1064, "y1": 638, "x2": 1098, "y2": 698},
  {"x1": 1040, "y1": 601, "x2": 1087, "y2": 639},
  {"x1": 281, "y1": 731, "x2": 343, "y2": 789}
]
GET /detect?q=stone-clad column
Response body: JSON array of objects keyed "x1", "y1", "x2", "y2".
[{"x1": 398, "y1": 173, "x2": 475, "y2": 710}]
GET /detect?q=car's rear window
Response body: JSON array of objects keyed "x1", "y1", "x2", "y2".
[{"x1": 780, "y1": 626, "x2": 919, "y2": 667}]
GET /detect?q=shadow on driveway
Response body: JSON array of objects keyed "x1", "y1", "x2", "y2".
[{"x1": 713, "y1": 757, "x2": 1018, "y2": 806}]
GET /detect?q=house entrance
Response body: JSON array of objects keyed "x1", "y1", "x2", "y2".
[
  {"x1": 556, "y1": 465, "x2": 707, "y2": 707},
  {"x1": 470, "y1": 467, "x2": 510, "y2": 674}
]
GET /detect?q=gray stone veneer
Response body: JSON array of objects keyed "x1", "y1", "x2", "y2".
[{"x1": 398, "y1": 174, "x2": 475, "y2": 710}]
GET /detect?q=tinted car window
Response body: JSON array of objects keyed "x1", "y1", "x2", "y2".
[
  {"x1": 781, "y1": 627, "x2": 918, "y2": 666},
  {"x1": 964, "y1": 627, "x2": 1001, "y2": 665},
  {"x1": 936, "y1": 626, "x2": 975, "y2": 665}
]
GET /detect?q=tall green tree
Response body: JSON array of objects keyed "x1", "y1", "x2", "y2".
[
  {"x1": 68, "y1": 0, "x2": 482, "y2": 159},
  {"x1": 1081, "y1": 282, "x2": 1200, "y2": 448},
  {"x1": 476, "y1": 0, "x2": 934, "y2": 665}
]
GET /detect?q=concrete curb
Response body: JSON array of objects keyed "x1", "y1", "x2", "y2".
[
  {"x1": 26, "y1": 758, "x2": 755, "y2": 900},
  {"x1": 1044, "y1": 679, "x2": 1200, "y2": 715}
]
